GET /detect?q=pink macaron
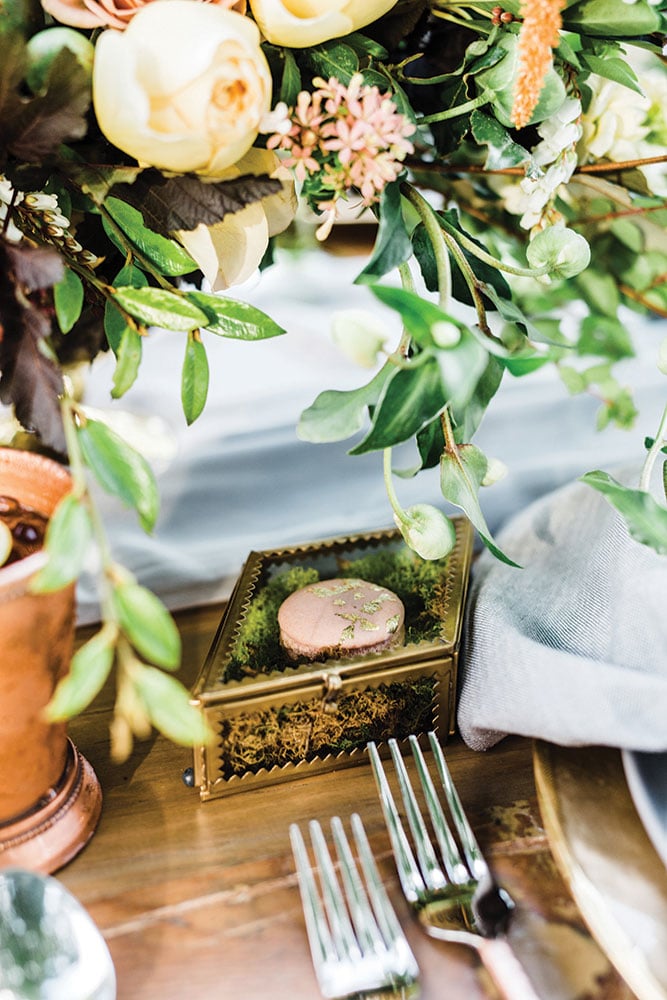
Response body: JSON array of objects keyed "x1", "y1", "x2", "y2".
[{"x1": 278, "y1": 577, "x2": 405, "y2": 662}]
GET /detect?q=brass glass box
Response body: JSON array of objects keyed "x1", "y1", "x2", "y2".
[{"x1": 190, "y1": 519, "x2": 473, "y2": 800}]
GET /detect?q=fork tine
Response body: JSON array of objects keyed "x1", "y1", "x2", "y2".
[
  {"x1": 367, "y1": 741, "x2": 427, "y2": 905},
  {"x1": 408, "y1": 735, "x2": 470, "y2": 886},
  {"x1": 427, "y1": 732, "x2": 490, "y2": 881},
  {"x1": 349, "y1": 813, "x2": 419, "y2": 983},
  {"x1": 330, "y1": 815, "x2": 382, "y2": 956},
  {"x1": 387, "y1": 739, "x2": 448, "y2": 894},
  {"x1": 309, "y1": 819, "x2": 362, "y2": 965},
  {"x1": 289, "y1": 822, "x2": 338, "y2": 982}
]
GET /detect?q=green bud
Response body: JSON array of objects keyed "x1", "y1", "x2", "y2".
[
  {"x1": 395, "y1": 504, "x2": 456, "y2": 560},
  {"x1": 331, "y1": 309, "x2": 387, "y2": 368},
  {"x1": 432, "y1": 321, "x2": 461, "y2": 348},
  {"x1": 526, "y1": 226, "x2": 591, "y2": 280},
  {"x1": 25, "y1": 27, "x2": 94, "y2": 93}
]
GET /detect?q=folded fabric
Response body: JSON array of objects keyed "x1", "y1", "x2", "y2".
[{"x1": 458, "y1": 471, "x2": 667, "y2": 753}]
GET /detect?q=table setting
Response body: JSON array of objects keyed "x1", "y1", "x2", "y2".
[{"x1": 1, "y1": 0, "x2": 667, "y2": 997}]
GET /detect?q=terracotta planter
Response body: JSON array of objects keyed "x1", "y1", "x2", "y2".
[{"x1": 0, "y1": 448, "x2": 102, "y2": 873}]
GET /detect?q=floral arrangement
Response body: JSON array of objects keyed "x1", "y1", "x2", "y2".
[{"x1": 1, "y1": 0, "x2": 667, "y2": 755}]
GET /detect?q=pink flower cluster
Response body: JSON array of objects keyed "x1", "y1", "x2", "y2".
[{"x1": 267, "y1": 74, "x2": 415, "y2": 209}]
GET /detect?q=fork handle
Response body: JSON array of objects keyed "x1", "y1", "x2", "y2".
[{"x1": 476, "y1": 936, "x2": 542, "y2": 1000}]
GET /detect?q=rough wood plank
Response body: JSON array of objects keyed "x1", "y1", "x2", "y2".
[{"x1": 58, "y1": 603, "x2": 635, "y2": 1000}]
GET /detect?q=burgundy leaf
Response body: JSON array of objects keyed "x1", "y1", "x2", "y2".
[
  {"x1": 111, "y1": 172, "x2": 282, "y2": 236},
  {"x1": 6, "y1": 243, "x2": 64, "y2": 291},
  {"x1": 1, "y1": 41, "x2": 91, "y2": 161},
  {"x1": 0, "y1": 244, "x2": 66, "y2": 453}
]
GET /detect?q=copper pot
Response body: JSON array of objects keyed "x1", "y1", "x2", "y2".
[{"x1": 0, "y1": 448, "x2": 102, "y2": 872}]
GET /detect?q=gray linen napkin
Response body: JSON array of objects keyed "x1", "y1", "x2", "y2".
[{"x1": 458, "y1": 472, "x2": 667, "y2": 752}]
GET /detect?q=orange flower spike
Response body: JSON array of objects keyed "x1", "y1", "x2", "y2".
[{"x1": 511, "y1": 0, "x2": 565, "y2": 130}]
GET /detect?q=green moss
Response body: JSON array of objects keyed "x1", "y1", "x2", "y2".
[
  {"x1": 221, "y1": 544, "x2": 452, "y2": 683},
  {"x1": 219, "y1": 677, "x2": 436, "y2": 778},
  {"x1": 225, "y1": 565, "x2": 319, "y2": 682}
]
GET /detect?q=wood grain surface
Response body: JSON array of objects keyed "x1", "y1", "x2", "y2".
[{"x1": 61, "y1": 603, "x2": 637, "y2": 1000}]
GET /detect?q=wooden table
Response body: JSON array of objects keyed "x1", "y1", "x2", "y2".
[{"x1": 62, "y1": 602, "x2": 636, "y2": 1000}]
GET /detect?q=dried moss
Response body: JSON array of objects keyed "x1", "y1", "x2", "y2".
[
  {"x1": 222, "y1": 544, "x2": 452, "y2": 683},
  {"x1": 218, "y1": 677, "x2": 436, "y2": 778}
]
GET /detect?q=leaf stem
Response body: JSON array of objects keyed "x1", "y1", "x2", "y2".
[
  {"x1": 99, "y1": 205, "x2": 173, "y2": 291},
  {"x1": 401, "y1": 183, "x2": 452, "y2": 307},
  {"x1": 403, "y1": 185, "x2": 493, "y2": 337},
  {"x1": 640, "y1": 401, "x2": 667, "y2": 492},
  {"x1": 418, "y1": 91, "x2": 492, "y2": 125},
  {"x1": 383, "y1": 447, "x2": 405, "y2": 522},
  {"x1": 440, "y1": 406, "x2": 458, "y2": 453},
  {"x1": 438, "y1": 215, "x2": 549, "y2": 278}
]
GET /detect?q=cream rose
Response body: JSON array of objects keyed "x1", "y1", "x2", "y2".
[
  {"x1": 176, "y1": 149, "x2": 296, "y2": 290},
  {"x1": 92, "y1": 2, "x2": 271, "y2": 175},
  {"x1": 247, "y1": 0, "x2": 397, "y2": 47}
]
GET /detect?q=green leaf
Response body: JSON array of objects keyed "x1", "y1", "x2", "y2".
[
  {"x1": 581, "y1": 471, "x2": 667, "y2": 554},
  {"x1": 62, "y1": 162, "x2": 143, "y2": 205},
  {"x1": 355, "y1": 181, "x2": 412, "y2": 284},
  {"x1": 111, "y1": 326, "x2": 143, "y2": 398},
  {"x1": 133, "y1": 665, "x2": 210, "y2": 746},
  {"x1": 575, "y1": 269, "x2": 620, "y2": 318},
  {"x1": 186, "y1": 291, "x2": 285, "y2": 340},
  {"x1": 280, "y1": 48, "x2": 301, "y2": 105},
  {"x1": 305, "y1": 41, "x2": 359, "y2": 84},
  {"x1": 579, "y1": 53, "x2": 644, "y2": 94},
  {"x1": 610, "y1": 219, "x2": 643, "y2": 254},
  {"x1": 369, "y1": 284, "x2": 455, "y2": 348},
  {"x1": 53, "y1": 267, "x2": 83, "y2": 334},
  {"x1": 78, "y1": 417, "x2": 159, "y2": 532},
  {"x1": 46, "y1": 626, "x2": 116, "y2": 720},
  {"x1": 298, "y1": 365, "x2": 393, "y2": 443},
  {"x1": 30, "y1": 493, "x2": 92, "y2": 592},
  {"x1": 470, "y1": 110, "x2": 530, "y2": 170},
  {"x1": 413, "y1": 211, "x2": 512, "y2": 305},
  {"x1": 104, "y1": 197, "x2": 196, "y2": 276},
  {"x1": 350, "y1": 357, "x2": 446, "y2": 455},
  {"x1": 440, "y1": 443, "x2": 520, "y2": 566},
  {"x1": 113, "y1": 581, "x2": 181, "y2": 669},
  {"x1": 438, "y1": 330, "x2": 491, "y2": 416},
  {"x1": 480, "y1": 284, "x2": 547, "y2": 342},
  {"x1": 563, "y1": 0, "x2": 661, "y2": 36},
  {"x1": 182, "y1": 333, "x2": 209, "y2": 425},
  {"x1": 343, "y1": 31, "x2": 388, "y2": 60},
  {"x1": 113, "y1": 287, "x2": 208, "y2": 332},
  {"x1": 452, "y1": 354, "x2": 504, "y2": 441},
  {"x1": 577, "y1": 314, "x2": 634, "y2": 360},
  {"x1": 105, "y1": 263, "x2": 148, "y2": 353}
]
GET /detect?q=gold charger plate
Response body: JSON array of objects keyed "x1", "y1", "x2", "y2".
[{"x1": 533, "y1": 742, "x2": 667, "y2": 1000}]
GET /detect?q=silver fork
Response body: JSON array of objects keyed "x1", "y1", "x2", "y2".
[
  {"x1": 368, "y1": 733, "x2": 542, "y2": 1000},
  {"x1": 290, "y1": 813, "x2": 420, "y2": 1000}
]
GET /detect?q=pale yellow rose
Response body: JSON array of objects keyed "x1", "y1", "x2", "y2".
[
  {"x1": 176, "y1": 149, "x2": 297, "y2": 290},
  {"x1": 247, "y1": 0, "x2": 398, "y2": 47},
  {"x1": 92, "y1": 2, "x2": 271, "y2": 175},
  {"x1": 41, "y1": 0, "x2": 245, "y2": 32}
]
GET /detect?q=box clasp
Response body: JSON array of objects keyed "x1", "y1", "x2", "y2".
[{"x1": 320, "y1": 671, "x2": 342, "y2": 714}]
